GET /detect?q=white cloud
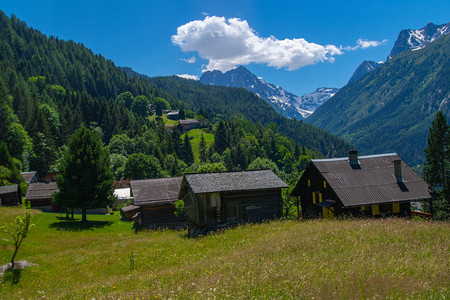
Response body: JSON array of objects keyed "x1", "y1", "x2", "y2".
[
  {"x1": 172, "y1": 16, "x2": 343, "y2": 72},
  {"x1": 345, "y1": 39, "x2": 388, "y2": 51},
  {"x1": 176, "y1": 74, "x2": 199, "y2": 80},
  {"x1": 181, "y1": 56, "x2": 196, "y2": 63}
]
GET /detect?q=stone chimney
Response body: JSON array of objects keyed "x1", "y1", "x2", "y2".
[
  {"x1": 348, "y1": 150, "x2": 358, "y2": 165},
  {"x1": 394, "y1": 159, "x2": 402, "y2": 182}
]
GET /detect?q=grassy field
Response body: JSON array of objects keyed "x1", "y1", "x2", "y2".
[
  {"x1": 0, "y1": 207, "x2": 448, "y2": 299},
  {"x1": 182, "y1": 128, "x2": 215, "y2": 163}
]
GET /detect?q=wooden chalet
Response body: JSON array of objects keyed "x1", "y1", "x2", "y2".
[
  {"x1": 25, "y1": 182, "x2": 58, "y2": 211},
  {"x1": 179, "y1": 170, "x2": 288, "y2": 234},
  {"x1": 291, "y1": 151, "x2": 433, "y2": 219},
  {"x1": 166, "y1": 110, "x2": 179, "y2": 120},
  {"x1": 20, "y1": 171, "x2": 38, "y2": 184},
  {"x1": 179, "y1": 119, "x2": 199, "y2": 131},
  {"x1": 0, "y1": 185, "x2": 22, "y2": 206},
  {"x1": 130, "y1": 177, "x2": 185, "y2": 228}
]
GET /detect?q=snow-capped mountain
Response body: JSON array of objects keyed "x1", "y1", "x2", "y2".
[
  {"x1": 200, "y1": 66, "x2": 336, "y2": 119},
  {"x1": 347, "y1": 60, "x2": 384, "y2": 84},
  {"x1": 387, "y1": 22, "x2": 449, "y2": 60}
]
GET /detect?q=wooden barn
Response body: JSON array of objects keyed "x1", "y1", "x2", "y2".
[
  {"x1": 20, "y1": 171, "x2": 38, "y2": 184},
  {"x1": 130, "y1": 177, "x2": 185, "y2": 228},
  {"x1": 179, "y1": 170, "x2": 288, "y2": 234},
  {"x1": 0, "y1": 185, "x2": 22, "y2": 206},
  {"x1": 291, "y1": 151, "x2": 433, "y2": 219},
  {"x1": 25, "y1": 182, "x2": 58, "y2": 211}
]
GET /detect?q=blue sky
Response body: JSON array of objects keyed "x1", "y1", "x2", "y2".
[{"x1": 1, "y1": 0, "x2": 449, "y2": 96}]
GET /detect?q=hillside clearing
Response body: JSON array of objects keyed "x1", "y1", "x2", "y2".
[{"x1": 0, "y1": 207, "x2": 448, "y2": 298}]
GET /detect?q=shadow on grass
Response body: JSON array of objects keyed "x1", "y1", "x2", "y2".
[
  {"x1": 49, "y1": 220, "x2": 113, "y2": 231},
  {"x1": 2, "y1": 269, "x2": 22, "y2": 285}
]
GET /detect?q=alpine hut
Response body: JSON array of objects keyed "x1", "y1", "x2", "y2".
[
  {"x1": 291, "y1": 151, "x2": 433, "y2": 219},
  {"x1": 179, "y1": 169, "x2": 288, "y2": 234},
  {"x1": 130, "y1": 177, "x2": 185, "y2": 227}
]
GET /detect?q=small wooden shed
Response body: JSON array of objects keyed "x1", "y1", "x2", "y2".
[
  {"x1": 130, "y1": 177, "x2": 185, "y2": 228},
  {"x1": 20, "y1": 171, "x2": 38, "y2": 184},
  {"x1": 179, "y1": 170, "x2": 288, "y2": 233},
  {"x1": 0, "y1": 185, "x2": 22, "y2": 206},
  {"x1": 25, "y1": 182, "x2": 58, "y2": 211},
  {"x1": 291, "y1": 151, "x2": 433, "y2": 219}
]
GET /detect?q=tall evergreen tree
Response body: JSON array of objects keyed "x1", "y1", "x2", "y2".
[
  {"x1": 214, "y1": 120, "x2": 228, "y2": 155},
  {"x1": 199, "y1": 133, "x2": 208, "y2": 163},
  {"x1": 54, "y1": 127, "x2": 114, "y2": 222},
  {"x1": 182, "y1": 133, "x2": 194, "y2": 165},
  {"x1": 423, "y1": 111, "x2": 450, "y2": 218}
]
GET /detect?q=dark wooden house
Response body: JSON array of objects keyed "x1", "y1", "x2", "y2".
[
  {"x1": 179, "y1": 119, "x2": 199, "y2": 131},
  {"x1": 130, "y1": 177, "x2": 185, "y2": 228},
  {"x1": 0, "y1": 185, "x2": 22, "y2": 206},
  {"x1": 20, "y1": 171, "x2": 38, "y2": 184},
  {"x1": 179, "y1": 170, "x2": 288, "y2": 233},
  {"x1": 25, "y1": 182, "x2": 58, "y2": 211},
  {"x1": 291, "y1": 151, "x2": 433, "y2": 219}
]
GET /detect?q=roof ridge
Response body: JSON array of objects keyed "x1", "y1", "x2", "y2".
[{"x1": 312, "y1": 153, "x2": 398, "y2": 162}]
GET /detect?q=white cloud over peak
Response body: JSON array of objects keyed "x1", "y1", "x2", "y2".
[
  {"x1": 176, "y1": 74, "x2": 199, "y2": 80},
  {"x1": 172, "y1": 16, "x2": 343, "y2": 72},
  {"x1": 181, "y1": 56, "x2": 196, "y2": 63},
  {"x1": 345, "y1": 39, "x2": 388, "y2": 51}
]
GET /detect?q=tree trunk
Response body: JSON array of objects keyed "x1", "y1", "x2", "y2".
[
  {"x1": 81, "y1": 208, "x2": 87, "y2": 222},
  {"x1": 10, "y1": 246, "x2": 19, "y2": 270},
  {"x1": 71, "y1": 209, "x2": 74, "y2": 220}
]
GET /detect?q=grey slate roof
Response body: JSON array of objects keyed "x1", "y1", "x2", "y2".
[
  {"x1": 20, "y1": 171, "x2": 37, "y2": 183},
  {"x1": 130, "y1": 177, "x2": 183, "y2": 206},
  {"x1": 25, "y1": 182, "x2": 58, "y2": 201},
  {"x1": 120, "y1": 204, "x2": 140, "y2": 213},
  {"x1": 183, "y1": 169, "x2": 288, "y2": 195},
  {"x1": 0, "y1": 185, "x2": 18, "y2": 195},
  {"x1": 305, "y1": 153, "x2": 432, "y2": 207}
]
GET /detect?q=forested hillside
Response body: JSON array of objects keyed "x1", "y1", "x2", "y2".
[
  {"x1": 0, "y1": 11, "x2": 350, "y2": 194},
  {"x1": 145, "y1": 75, "x2": 350, "y2": 157},
  {"x1": 307, "y1": 33, "x2": 450, "y2": 168}
]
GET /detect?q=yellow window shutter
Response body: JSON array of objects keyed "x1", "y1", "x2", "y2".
[
  {"x1": 361, "y1": 206, "x2": 365, "y2": 211},
  {"x1": 319, "y1": 193, "x2": 322, "y2": 203},
  {"x1": 393, "y1": 203, "x2": 400, "y2": 213},
  {"x1": 307, "y1": 179, "x2": 311, "y2": 187},
  {"x1": 323, "y1": 181, "x2": 327, "y2": 188},
  {"x1": 312, "y1": 192, "x2": 316, "y2": 204},
  {"x1": 372, "y1": 204, "x2": 380, "y2": 216}
]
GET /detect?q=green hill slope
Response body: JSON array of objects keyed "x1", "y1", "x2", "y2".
[
  {"x1": 306, "y1": 34, "x2": 450, "y2": 167},
  {"x1": 145, "y1": 76, "x2": 351, "y2": 158}
]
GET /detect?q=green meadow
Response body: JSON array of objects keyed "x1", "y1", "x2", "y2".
[{"x1": 0, "y1": 207, "x2": 448, "y2": 299}]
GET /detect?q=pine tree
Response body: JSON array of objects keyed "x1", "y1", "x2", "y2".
[
  {"x1": 54, "y1": 127, "x2": 114, "y2": 222},
  {"x1": 214, "y1": 120, "x2": 228, "y2": 155},
  {"x1": 199, "y1": 133, "x2": 208, "y2": 163},
  {"x1": 423, "y1": 111, "x2": 450, "y2": 218},
  {"x1": 182, "y1": 133, "x2": 194, "y2": 165}
]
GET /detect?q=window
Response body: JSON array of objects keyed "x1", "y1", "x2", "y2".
[
  {"x1": 393, "y1": 203, "x2": 400, "y2": 213},
  {"x1": 371, "y1": 204, "x2": 380, "y2": 216}
]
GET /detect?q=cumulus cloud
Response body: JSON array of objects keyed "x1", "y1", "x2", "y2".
[
  {"x1": 172, "y1": 16, "x2": 343, "y2": 72},
  {"x1": 181, "y1": 56, "x2": 196, "y2": 63},
  {"x1": 177, "y1": 74, "x2": 199, "y2": 80}
]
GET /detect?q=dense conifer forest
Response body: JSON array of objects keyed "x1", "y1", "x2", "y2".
[{"x1": 0, "y1": 11, "x2": 350, "y2": 196}]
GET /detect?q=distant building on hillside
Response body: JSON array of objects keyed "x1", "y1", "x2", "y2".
[
  {"x1": 167, "y1": 110, "x2": 179, "y2": 120},
  {"x1": 179, "y1": 119, "x2": 199, "y2": 131},
  {"x1": 20, "y1": 171, "x2": 38, "y2": 184},
  {"x1": 179, "y1": 169, "x2": 288, "y2": 235},
  {"x1": 291, "y1": 151, "x2": 434, "y2": 219},
  {"x1": 25, "y1": 182, "x2": 58, "y2": 211}
]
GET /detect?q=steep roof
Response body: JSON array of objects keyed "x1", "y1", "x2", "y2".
[
  {"x1": 130, "y1": 177, "x2": 183, "y2": 206},
  {"x1": 20, "y1": 171, "x2": 37, "y2": 183},
  {"x1": 293, "y1": 153, "x2": 432, "y2": 207},
  {"x1": 25, "y1": 182, "x2": 58, "y2": 201},
  {"x1": 182, "y1": 169, "x2": 288, "y2": 195},
  {"x1": 0, "y1": 185, "x2": 18, "y2": 195},
  {"x1": 179, "y1": 119, "x2": 199, "y2": 125}
]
